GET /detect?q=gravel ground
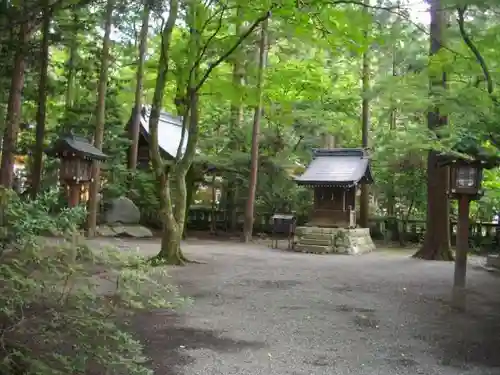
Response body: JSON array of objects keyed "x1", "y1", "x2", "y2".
[{"x1": 95, "y1": 239, "x2": 500, "y2": 375}]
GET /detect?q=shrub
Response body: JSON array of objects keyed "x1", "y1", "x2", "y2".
[{"x1": 0, "y1": 187, "x2": 185, "y2": 374}]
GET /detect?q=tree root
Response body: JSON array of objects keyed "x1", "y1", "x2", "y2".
[
  {"x1": 148, "y1": 250, "x2": 205, "y2": 266},
  {"x1": 412, "y1": 247, "x2": 454, "y2": 261}
]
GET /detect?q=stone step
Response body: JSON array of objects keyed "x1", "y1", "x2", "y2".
[
  {"x1": 297, "y1": 233, "x2": 332, "y2": 240},
  {"x1": 294, "y1": 244, "x2": 331, "y2": 254},
  {"x1": 297, "y1": 237, "x2": 332, "y2": 246}
]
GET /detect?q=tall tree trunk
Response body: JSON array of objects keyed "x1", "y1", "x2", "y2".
[
  {"x1": 413, "y1": 0, "x2": 452, "y2": 260},
  {"x1": 150, "y1": 3, "x2": 271, "y2": 264},
  {"x1": 148, "y1": 0, "x2": 179, "y2": 263},
  {"x1": 242, "y1": 18, "x2": 268, "y2": 243},
  {"x1": 386, "y1": 42, "x2": 398, "y2": 242},
  {"x1": 155, "y1": 0, "x2": 200, "y2": 264},
  {"x1": 0, "y1": 21, "x2": 28, "y2": 188},
  {"x1": 65, "y1": 12, "x2": 78, "y2": 111},
  {"x1": 226, "y1": 6, "x2": 244, "y2": 232},
  {"x1": 87, "y1": 0, "x2": 114, "y2": 236},
  {"x1": 30, "y1": 0, "x2": 51, "y2": 199},
  {"x1": 359, "y1": 0, "x2": 370, "y2": 228},
  {"x1": 128, "y1": 0, "x2": 150, "y2": 170}
]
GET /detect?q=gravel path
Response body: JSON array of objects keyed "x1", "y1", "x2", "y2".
[{"x1": 99, "y1": 239, "x2": 500, "y2": 375}]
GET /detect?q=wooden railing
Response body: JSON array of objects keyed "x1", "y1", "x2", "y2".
[{"x1": 141, "y1": 207, "x2": 500, "y2": 251}]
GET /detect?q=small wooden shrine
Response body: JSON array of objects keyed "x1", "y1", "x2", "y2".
[
  {"x1": 295, "y1": 148, "x2": 373, "y2": 228},
  {"x1": 46, "y1": 135, "x2": 107, "y2": 207}
]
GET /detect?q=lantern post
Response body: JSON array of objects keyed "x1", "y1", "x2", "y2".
[
  {"x1": 45, "y1": 135, "x2": 107, "y2": 208},
  {"x1": 447, "y1": 160, "x2": 485, "y2": 310},
  {"x1": 438, "y1": 154, "x2": 492, "y2": 311}
]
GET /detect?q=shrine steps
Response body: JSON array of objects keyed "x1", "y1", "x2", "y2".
[{"x1": 292, "y1": 226, "x2": 375, "y2": 255}]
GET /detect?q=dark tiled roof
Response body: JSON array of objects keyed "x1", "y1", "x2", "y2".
[
  {"x1": 46, "y1": 135, "x2": 107, "y2": 160},
  {"x1": 295, "y1": 148, "x2": 373, "y2": 186}
]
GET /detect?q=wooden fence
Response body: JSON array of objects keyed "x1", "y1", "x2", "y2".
[{"x1": 184, "y1": 207, "x2": 500, "y2": 250}]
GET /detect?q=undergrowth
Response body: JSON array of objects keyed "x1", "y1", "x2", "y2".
[{"x1": 0, "y1": 187, "x2": 185, "y2": 374}]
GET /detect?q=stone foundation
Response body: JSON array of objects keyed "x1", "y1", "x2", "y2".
[{"x1": 293, "y1": 226, "x2": 375, "y2": 255}]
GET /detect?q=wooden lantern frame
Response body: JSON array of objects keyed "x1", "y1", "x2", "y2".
[
  {"x1": 447, "y1": 160, "x2": 485, "y2": 201},
  {"x1": 45, "y1": 135, "x2": 107, "y2": 207}
]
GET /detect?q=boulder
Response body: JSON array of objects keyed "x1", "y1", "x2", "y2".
[
  {"x1": 103, "y1": 196, "x2": 141, "y2": 225},
  {"x1": 96, "y1": 225, "x2": 117, "y2": 237},
  {"x1": 111, "y1": 224, "x2": 153, "y2": 238}
]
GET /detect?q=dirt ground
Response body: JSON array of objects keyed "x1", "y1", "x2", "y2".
[{"x1": 92, "y1": 238, "x2": 500, "y2": 375}]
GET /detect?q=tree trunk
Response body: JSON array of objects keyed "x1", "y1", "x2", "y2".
[
  {"x1": 0, "y1": 22, "x2": 27, "y2": 188},
  {"x1": 413, "y1": 0, "x2": 452, "y2": 260},
  {"x1": 452, "y1": 194, "x2": 469, "y2": 310},
  {"x1": 30, "y1": 0, "x2": 51, "y2": 199},
  {"x1": 242, "y1": 18, "x2": 268, "y2": 243},
  {"x1": 128, "y1": 0, "x2": 150, "y2": 170},
  {"x1": 386, "y1": 42, "x2": 397, "y2": 242},
  {"x1": 359, "y1": 0, "x2": 370, "y2": 229},
  {"x1": 182, "y1": 165, "x2": 196, "y2": 239},
  {"x1": 150, "y1": 3, "x2": 271, "y2": 263},
  {"x1": 227, "y1": 6, "x2": 244, "y2": 233},
  {"x1": 148, "y1": 0, "x2": 179, "y2": 263},
  {"x1": 87, "y1": 0, "x2": 114, "y2": 236},
  {"x1": 65, "y1": 12, "x2": 78, "y2": 111}
]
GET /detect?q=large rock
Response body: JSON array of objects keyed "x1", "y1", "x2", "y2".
[
  {"x1": 112, "y1": 225, "x2": 153, "y2": 238},
  {"x1": 104, "y1": 196, "x2": 141, "y2": 225},
  {"x1": 96, "y1": 224, "x2": 153, "y2": 238}
]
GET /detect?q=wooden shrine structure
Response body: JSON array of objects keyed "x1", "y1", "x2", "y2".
[
  {"x1": 295, "y1": 148, "x2": 373, "y2": 228},
  {"x1": 46, "y1": 135, "x2": 107, "y2": 207},
  {"x1": 291, "y1": 146, "x2": 376, "y2": 255},
  {"x1": 126, "y1": 106, "x2": 187, "y2": 167}
]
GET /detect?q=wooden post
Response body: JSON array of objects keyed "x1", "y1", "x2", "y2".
[
  {"x1": 452, "y1": 194, "x2": 470, "y2": 311},
  {"x1": 210, "y1": 174, "x2": 216, "y2": 234},
  {"x1": 320, "y1": 134, "x2": 335, "y2": 149},
  {"x1": 68, "y1": 183, "x2": 80, "y2": 208}
]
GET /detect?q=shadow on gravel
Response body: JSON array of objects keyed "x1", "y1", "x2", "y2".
[
  {"x1": 131, "y1": 310, "x2": 265, "y2": 375},
  {"x1": 414, "y1": 293, "x2": 500, "y2": 370}
]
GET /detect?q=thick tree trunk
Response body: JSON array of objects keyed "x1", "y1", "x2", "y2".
[
  {"x1": 87, "y1": 0, "x2": 114, "y2": 236},
  {"x1": 159, "y1": 222, "x2": 183, "y2": 264},
  {"x1": 148, "y1": 0, "x2": 179, "y2": 263},
  {"x1": 242, "y1": 19, "x2": 268, "y2": 243},
  {"x1": 358, "y1": 0, "x2": 370, "y2": 229},
  {"x1": 128, "y1": 0, "x2": 150, "y2": 170},
  {"x1": 151, "y1": 3, "x2": 270, "y2": 262},
  {"x1": 413, "y1": 0, "x2": 452, "y2": 260},
  {"x1": 0, "y1": 22, "x2": 27, "y2": 188},
  {"x1": 30, "y1": 1, "x2": 50, "y2": 199}
]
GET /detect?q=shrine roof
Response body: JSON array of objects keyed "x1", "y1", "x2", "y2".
[
  {"x1": 46, "y1": 135, "x2": 108, "y2": 160},
  {"x1": 139, "y1": 106, "x2": 187, "y2": 159},
  {"x1": 295, "y1": 148, "x2": 373, "y2": 186}
]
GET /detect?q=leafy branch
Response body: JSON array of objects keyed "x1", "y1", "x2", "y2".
[
  {"x1": 456, "y1": 5, "x2": 493, "y2": 94},
  {"x1": 194, "y1": 6, "x2": 274, "y2": 92}
]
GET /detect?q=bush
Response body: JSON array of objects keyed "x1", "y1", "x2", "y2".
[{"x1": 0, "y1": 187, "x2": 185, "y2": 374}]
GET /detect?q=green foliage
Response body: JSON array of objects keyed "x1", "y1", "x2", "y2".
[{"x1": 0, "y1": 188, "x2": 184, "y2": 374}]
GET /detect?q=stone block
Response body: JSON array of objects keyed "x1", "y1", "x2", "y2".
[{"x1": 293, "y1": 226, "x2": 375, "y2": 255}]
